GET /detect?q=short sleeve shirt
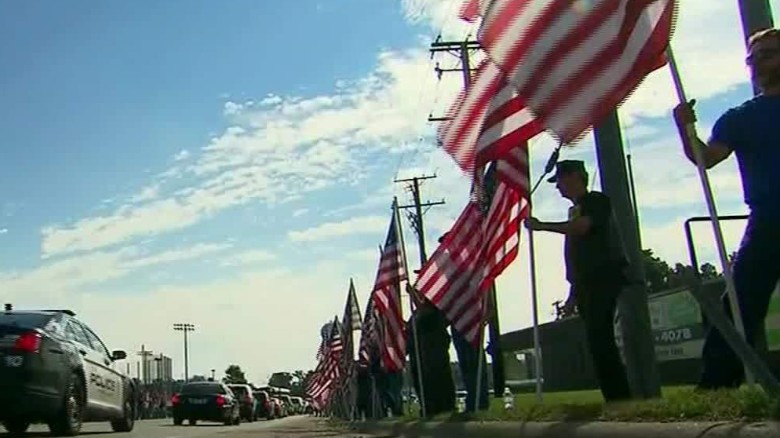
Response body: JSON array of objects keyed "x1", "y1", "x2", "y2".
[
  {"x1": 709, "y1": 95, "x2": 780, "y2": 219},
  {"x1": 564, "y1": 191, "x2": 628, "y2": 283}
]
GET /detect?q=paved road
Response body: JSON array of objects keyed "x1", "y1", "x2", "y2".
[{"x1": 1, "y1": 416, "x2": 378, "y2": 437}]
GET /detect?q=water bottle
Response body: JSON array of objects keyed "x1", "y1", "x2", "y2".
[{"x1": 503, "y1": 387, "x2": 514, "y2": 410}]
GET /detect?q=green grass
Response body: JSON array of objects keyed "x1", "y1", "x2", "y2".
[{"x1": 398, "y1": 385, "x2": 780, "y2": 423}]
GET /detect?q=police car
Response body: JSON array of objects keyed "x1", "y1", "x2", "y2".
[{"x1": 0, "y1": 304, "x2": 136, "y2": 436}]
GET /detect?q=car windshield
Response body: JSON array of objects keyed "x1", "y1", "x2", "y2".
[
  {"x1": 181, "y1": 383, "x2": 224, "y2": 395},
  {"x1": 229, "y1": 386, "x2": 248, "y2": 396},
  {"x1": 0, "y1": 312, "x2": 53, "y2": 329}
]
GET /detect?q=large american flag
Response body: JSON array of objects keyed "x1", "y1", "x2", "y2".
[
  {"x1": 369, "y1": 205, "x2": 408, "y2": 372},
  {"x1": 417, "y1": 145, "x2": 528, "y2": 345},
  {"x1": 457, "y1": 0, "x2": 676, "y2": 144}
]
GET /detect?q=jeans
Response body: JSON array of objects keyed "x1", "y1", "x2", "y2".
[
  {"x1": 573, "y1": 274, "x2": 631, "y2": 402},
  {"x1": 699, "y1": 216, "x2": 780, "y2": 389}
]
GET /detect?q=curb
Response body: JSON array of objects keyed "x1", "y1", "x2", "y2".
[{"x1": 350, "y1": 420, "x2": 780, "y2": 437}]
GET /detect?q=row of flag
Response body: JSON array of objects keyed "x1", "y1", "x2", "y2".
[{"x1": 306, "y1": 0, "x2": 678, "y2": 412}]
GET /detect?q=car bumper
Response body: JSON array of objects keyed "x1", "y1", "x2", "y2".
[
  {"x1": 0, "y1": 383, "x2": 61, "y2": 419},
  {"x1": 172, "y1": 405, "x2": 233, "y2": 422}
]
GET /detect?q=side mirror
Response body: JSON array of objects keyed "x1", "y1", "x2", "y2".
[{"x1": 111, "y1": 350, "x2": 127, "y2": 361}]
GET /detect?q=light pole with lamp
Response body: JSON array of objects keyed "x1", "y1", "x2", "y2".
[{"x1": 173, "y1": 323, "x2": 195, "y2": 383}]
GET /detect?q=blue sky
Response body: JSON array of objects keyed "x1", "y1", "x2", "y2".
[{"x1": 1, "y1": 0, "x2": 777, "y2": 382}]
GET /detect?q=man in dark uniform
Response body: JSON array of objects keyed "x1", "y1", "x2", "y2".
[
  {"x1": 525, "y1": 160, "x2": 631, "y2": 402},
  {"x1": 406, "y1": 298, "x2": 456, "y2": 417},
  {"x1": 432, "y1": 232, "x2": 489, "y2": 412},
  {"x1": 673, "y1": 28, "x2": 780, "y2": 390}
]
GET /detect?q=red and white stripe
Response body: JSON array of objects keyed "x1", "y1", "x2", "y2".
[
  {"x1": 416, "y1": 146, "x2": 528, "y2": 345},
  {"x1": 307, "y1": 321, "x2": 344, "y2": 406},
  {"x1": 358, "y1": 296, "x2": 377, "y2": 365},
  {"x1": 438, "y1": 60, "x2": 541, "y2": 175},
  {"x1": 471, "y1": 0, "x2": 676, "y2": 143}
]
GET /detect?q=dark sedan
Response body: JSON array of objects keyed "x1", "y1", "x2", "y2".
[{"x1": 171, "y1": 382, "x2": 240, "y2": 426}]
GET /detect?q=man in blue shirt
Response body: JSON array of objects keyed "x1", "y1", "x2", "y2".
[{"x1": 673, "y1": 28, "x2": 780, "y2": 389}]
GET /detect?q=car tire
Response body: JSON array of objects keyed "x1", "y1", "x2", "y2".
[
  {"x1": 233, "y1": 413, "x2": 240, "y2": 426},
  {"x1": 3, "y1": 419, "x2": 31, "y2": 436},
  {"x1": 110, "y1": 393, "x2": 135, "y2": 432},
  {"x1": 173, "y1": 417, "x2": 183, "y2": 426},
  {"x1": 188, "y1": 419, "x2": 197, "y2": 426},
  {"x1": 49, "y1": 373, "x2": 84, "y2": 437}
]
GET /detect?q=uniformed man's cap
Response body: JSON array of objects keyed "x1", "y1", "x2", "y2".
[{"x1": 547, "y1": 160, "x2": 587, "y2": 183}]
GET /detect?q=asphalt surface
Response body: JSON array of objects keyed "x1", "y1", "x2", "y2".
[{"x1": 0, "y1": 416, "x2": 378, "y2": 437}]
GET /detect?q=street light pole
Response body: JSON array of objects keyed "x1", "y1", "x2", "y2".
[
  {"x1": 173, "y1": 323, "x2": 195, "y2": 383},
  {"x1": 211, "y1": 369, "x2": 216, "y2": 381}
]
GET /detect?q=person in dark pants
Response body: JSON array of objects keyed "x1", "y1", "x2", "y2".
[
  {"x1": 451, "y1": 326, "x2": 489, "y2": 411},
  {"x1": 406, "y1": 298, "x2": 456, "y2": 417},
  {"x1": 525, "y1": 160, "x2": 631, "y2": 402},
  {"x1": 356, "y1": 364, "x2": 372, "y2": 419},
  {"x1": 673, "y1": 28, "x2": 780, "y2": 390}
]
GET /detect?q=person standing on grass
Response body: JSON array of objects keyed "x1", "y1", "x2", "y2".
[
  {"x1": 524, "y1": 160, "x2": 632, "y2": 402},
  {"x1": 673, "y1": 28, "x2": 780, "y2": 390}
]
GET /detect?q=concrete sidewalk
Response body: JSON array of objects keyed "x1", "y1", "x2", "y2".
[{"x1": 350, "y1": 420, "x2": 780, "y2": 437}]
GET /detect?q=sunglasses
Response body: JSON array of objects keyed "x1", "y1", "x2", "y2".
[{"x1": 745, "y1": 47, "x2": 780, "y2": 66}]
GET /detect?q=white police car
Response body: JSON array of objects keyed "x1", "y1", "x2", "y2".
[{"x1": 0, "y1": 304, "x2": 136, "y2": 436}]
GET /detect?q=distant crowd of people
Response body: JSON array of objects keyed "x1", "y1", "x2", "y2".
[{"x1": 135, "y1": 386, "x2": 171, "y2": 420}]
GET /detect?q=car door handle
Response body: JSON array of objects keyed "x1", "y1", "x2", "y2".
[{"x1": 79, "y1": 349, "x2": 87, "y2": 356}]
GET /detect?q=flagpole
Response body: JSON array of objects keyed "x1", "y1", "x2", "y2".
[
  {"x1": 526, "y1": 147, "x2": 555, "y2": 403},
  {"x1": 520, "y1": 144, "x2": 560, "y2": 404},
  {"x1": 665, "y1": 45, "x2": 753, "y2": 386},
  {"x1": 393, "y1": 197, "x2": 427, "y2": 419}
]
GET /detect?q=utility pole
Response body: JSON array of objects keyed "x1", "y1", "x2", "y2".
[
  {"x1": 137, "y1": 345, "x2": 154, "y2": 386},
  {"x1": 427, "y1": 40, "x2": 481, "y2": 123},
  {"x1": 429, "y1": 38, "x2": 507, "y2": 397},
  {"x1": 593, "y1": 112, "x2": 661, "y2": 398},
  {"x1": 395, "y1": 175, "x2": 445, "y2": 265},
  {"x1": 173, "y1": 323, "x2": 195, "y2": 383}
]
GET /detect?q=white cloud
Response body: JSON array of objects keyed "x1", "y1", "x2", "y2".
[
  {"x1": 401, "y1": 0, "x2": 476, "y2": 40},
  {"x1": 129, "y1": 184, "x2": 160, "y2": 203},
  {"x1": 40, "y1": 48, "x2": 462, "y2": 258},
  {"x1": 173, "y1": 149, "x2": 191, "y2": 162},
  {"x1": 345, "y1": 248, "x2": 382, "y2": 263},
  {"x1": 220, "y1": 249, "x2": 276, "y2": 266},
  {"x1": 292, "y1": 208, "x2": 309, "y2": 218},
  {"x1": 0, "y1": 228, "x2": 7, "y2": 234},
  {"x1": 124, "y1": 243, "x2": 232, "y2": 270},
  {"x1": 288, "y1": 216, "x2": 389, "y2": 242}
]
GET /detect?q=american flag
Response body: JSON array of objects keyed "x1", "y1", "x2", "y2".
[
  {"x1": 334, "y1": 282, "x2": 361, "y2": 418},
  {"x1": 342, "y1": 279, "x2": 363, "y2": 336},
  {"x1": 358, "y1": 295, "x2": 378, "y2": 366},
  {"x1": 369, "y1": 204, "x2": 408, "y2": 372},
  {"x1": 416, "y1": 145, "x2": 527, "y2": 345},
  {"x1": 439, "y1": 59, "x2": 543, "y2": 175},
  {"x1": 458, "y1": 0, "x2": 677, "y2": 144}
]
